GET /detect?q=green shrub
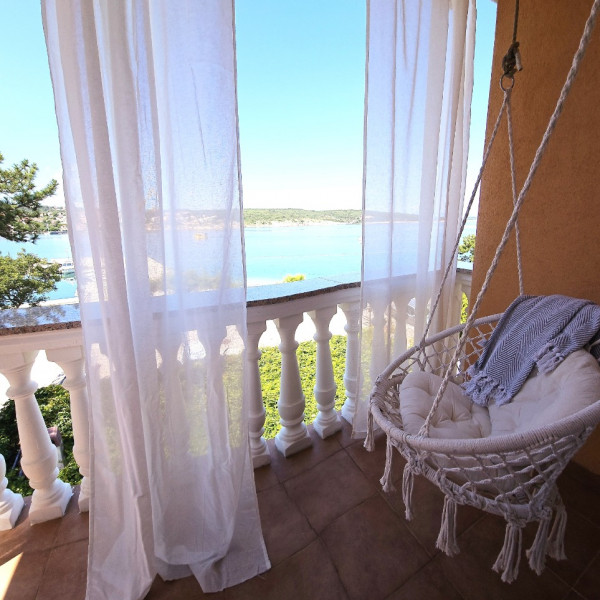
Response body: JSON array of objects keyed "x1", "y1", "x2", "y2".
[
  {"x1": 461, "y1": 292, "x2": 469, "y2": 323},
  {"x1": 282, "y1": 274, "x2": 306, "y2": 283}
]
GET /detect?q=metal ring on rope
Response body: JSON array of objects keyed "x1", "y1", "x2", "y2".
[{"x1": 500, "y1": 74, "x2": 515, "y2": 91}]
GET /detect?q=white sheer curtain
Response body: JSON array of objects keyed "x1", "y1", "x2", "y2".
[
  {"x1": 42, "y1": 1, "x2": 269, "y2": 598},
  {"x1": 355, "y1": 0, "x2": 476, "y2": 435}
]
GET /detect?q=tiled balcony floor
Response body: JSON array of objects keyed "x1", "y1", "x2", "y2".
[{"x1": 2, "y1": 419, "x2": 600, "y2": 600}]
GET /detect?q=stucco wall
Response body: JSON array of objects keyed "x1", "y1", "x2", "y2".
[{"x1": 471, "y1": 0, "x2": 600, "y2": 472}]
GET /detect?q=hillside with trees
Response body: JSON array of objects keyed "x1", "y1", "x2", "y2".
[{"x1": 243, "y1": 208, "x2": 361, "y2": 226}]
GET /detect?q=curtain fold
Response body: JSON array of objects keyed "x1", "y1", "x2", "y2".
[
  {"x1": 355, "y1": 0, "x2": 476, "y2": 435},
  {"x1": 42, "y1": 1, "x2": 269, "y2": 597}
]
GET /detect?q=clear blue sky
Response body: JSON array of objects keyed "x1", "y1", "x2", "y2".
[
  {"x1": 0, "y1": 1, "x2": 496, "y2": 211},
  {"x1": 0, "y1": 2, "x2": 63, "y2": 204}
]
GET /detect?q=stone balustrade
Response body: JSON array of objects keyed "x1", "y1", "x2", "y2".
[
  {"x1": 0, "y1": 270, "x2": 472, "y2": 527},
  {"x1": 0, "y1": 304, "x2": 86, "y2": 529}
]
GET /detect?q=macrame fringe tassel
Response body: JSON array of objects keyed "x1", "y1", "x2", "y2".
[
  {"x1": 436, "y1": 496, "x2": 459, "y2": 556},
  {"x1": 379, "y1": 437, "x2": 396, "y2": 492},
  {"x1": 547, "y1": 502, "x2": 568, "y2": 561},
  {"x1": 364, "y1": 410, "x2": 375, "y2": 452},
  {"x1": 492, "y1": 521, "x2": 523, "y2": 583},
  {"x1": 402, "y1": 464, "x2": 414, "y2": 520},
  {"x1": 526, "y1": 516, "x2": 551, "y2": 575}
]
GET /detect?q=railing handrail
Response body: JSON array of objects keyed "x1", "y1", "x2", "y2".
[{"x1": 0, "y1": 266, "x2": 475, "y2": 337}]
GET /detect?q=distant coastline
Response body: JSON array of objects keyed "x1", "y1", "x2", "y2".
[
  {"x1": 40, "y1": 207, "x2": 364, "y2": 229},
  {"x1": 37, "y1": 207, "x2": 432, "y2": 228},
  {"x1": 243, "y1": 208, "x2": 361, "y2": 226}
]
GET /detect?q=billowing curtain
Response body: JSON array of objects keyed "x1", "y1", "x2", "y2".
[
  {"x1": 355, "y1": 0, "x2": 476, "y2": 435},
  {"x1": 42, "y1": 1, "x2": 270, "y2": 598}
]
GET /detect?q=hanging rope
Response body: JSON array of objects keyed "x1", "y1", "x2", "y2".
[
  {"x1": 506, "y1": 90, "x2": 525, "y2": 295},
  {"x1": 512, "y1": 0, "x2": 520, "y2": 44},
  {"x1": 504, "y1": 0, "x2": 524, "y2": 296},
  {"x1": 419, "y1": 93, "x2": 510, "y2": 345},
  {"x1": 502, "y1": 0, "x2": 523, "y2": 83},
  {"x1": 418, "y1": 0, "x2": 600, "y2": 438}
]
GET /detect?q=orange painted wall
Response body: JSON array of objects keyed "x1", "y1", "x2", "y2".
[{"x1": 471, "y1": 0, "x2": 600, "y2": 472}]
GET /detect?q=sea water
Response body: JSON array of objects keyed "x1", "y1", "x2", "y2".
[{"x1": 0, "y1": 219, "x2": 475, "y2": 301}]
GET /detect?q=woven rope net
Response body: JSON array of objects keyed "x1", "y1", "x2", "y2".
[{"x1": 369, "y1": 315, "x2": 600, "y2": 582}]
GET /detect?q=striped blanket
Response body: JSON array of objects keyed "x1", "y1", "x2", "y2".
[{"x1": 464, "y1": 295, "x2": 600, "y2": 406}]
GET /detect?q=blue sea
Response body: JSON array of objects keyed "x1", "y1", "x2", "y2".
[{"x1": 0, "y1": 219, "x2": 475, "y2": 301}]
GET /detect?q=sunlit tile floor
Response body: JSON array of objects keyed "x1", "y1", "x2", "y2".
[{"x1": 2, "y1": 420, "x2": 600, "y2": 600}]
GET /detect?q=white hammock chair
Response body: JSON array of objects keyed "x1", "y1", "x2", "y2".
[{"x1": 367, "y1": 0, "x2": 600, "y2": 584}]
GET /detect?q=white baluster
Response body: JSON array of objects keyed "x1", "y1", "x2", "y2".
[
  {"x1": 392, "y1": 294, "x2": 412, "y2": 357},
  {"x1": 0, "y1": 454, "x2": 24, "y2": 530},
  {"x1": 197, "y1": 325, "x2": 228, "y2": 449},
  {"x1": 308, "y1": 306, "x2": 341, "y2": 438},
  {"x1": 340, "y1": 301, "x2": 361, "y2": 424},
  {"x1": 0, "y1": 351, "x2": 72, "y2": 524},
  {"x1": 45, "y1": 345, "x2": 91, "y2": 512},
  {"x1": 246, "y1": 320, "x2": 270, "y2": 467},
  {"x1": 369, "y1": 298, "x2": 390, "y2": 387},
  {"x1": 274, "y1": 314, "x2": 312, "y2": 457}
]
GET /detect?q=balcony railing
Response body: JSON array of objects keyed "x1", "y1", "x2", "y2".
[{"x1": 0, "y1": 270, "x2": 472, "y2": 529}]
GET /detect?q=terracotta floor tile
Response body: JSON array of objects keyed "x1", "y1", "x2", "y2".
[
  {"x1": 267, "y1": 426, "x2": 343, "y2": 483},
  {"x1": 382, "y1": 472, "x2": 482, "y2": 556},
  {"x1": 322, "y1": 494, "x2": 430, "y2": 600},
  {"x1": 54, "y1": 490, "x2": 89, "y2": 546},
  {"x1": 283, "y1": 449, "x2": 376, "y2": 532},
  {"x1": 558, "y1": 467, "x2": 600, "y2": 528},
  {"x1": 537, "y1": 509, "x2": 600, "y2": 586},
  {"x1": 385, "y1": 559, "x2": 465, "y2": 600},
  {"x1": 335, "y1": 416, "x2": 364, "y2": 449},
  {"x1": 36, "y1": 539, "x2": 88, "y2": 600},
  {"x1": 563, "y1": 462, "x2": 600, "y2": 496},
  {"x1": 438, "y1": 514, "x2": 571, "y2": 600},
  {"x1": 0, "y1": 496, "x2": 62, "y2": 564},
  {"x1": 345, "y1": 430, "x2": 405, "y2": 484},
  {"x1": 0, "y1": 548, "x2": 49, "y2": 600},
  {"x1": 144, "y1": 574, "x2": 209, "y2": 599},
  {"x1": 227, "y1": 539, "x2": 348, "y2": 600},
  {"x1": 3, "y1": 433, "x2": 600, "y2": 600},
  {"x1": 253, "y1": 458, "x2": 280, "y2": 492},
  {"x1": 573, "y1": 549, "x2": 600, "y2": 600},
  {"x1": 257, "y1": 484, "x2": 316, "y2": 565},
  {"x1": 562, "y1": 592, "x2": 589, "y2": 600}
]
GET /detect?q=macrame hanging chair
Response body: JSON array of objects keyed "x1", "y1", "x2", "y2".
[{"x1": 367, "y1": 0, "x2": 600, "y2": 584}]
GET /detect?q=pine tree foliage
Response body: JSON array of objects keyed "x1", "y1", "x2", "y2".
[
  {"x1": 0, "y1": 151, "x2": 62, "y2": 308},
  {"x1": 0, "y1": 250, "x2": 61, "y2": 308},
  {"x1": 0, "y1": 152, "x2": 58, "y2": 242}
]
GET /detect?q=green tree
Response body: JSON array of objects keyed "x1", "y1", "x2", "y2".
[
  {"x1": 0, "y1": 152, "x2": 58, "y2": 242},
  {"x1": 458, "y1": 233, "x2": 476, "y2": 263},
  {"x1": 0, "y1": 250, "x2": 61, "y2": 308},
  {"x1": 0, "y1": 151, "x2": 62, "y2": 308}
]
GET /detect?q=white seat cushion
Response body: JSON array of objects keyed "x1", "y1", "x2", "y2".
[
  {"x1": 400, "y1": 371, "x2": 491, "y2": 439},
  {"x1": 397, "y1": 353, "x2": 600, "y2": 497},
  {"x1": 489, "y1": 349, "x2": 600, "y2": 436}
]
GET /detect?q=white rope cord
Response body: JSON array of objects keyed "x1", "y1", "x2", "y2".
[
  {"x1": 420, "y1": 93, "x2": 510, "y2": 346},
  {"x1": 506, "y1": 91, "x2": 525, "y2": 295},
  {"x1": 419, "y1": 0, "x2": 600, "y2": 437}
]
